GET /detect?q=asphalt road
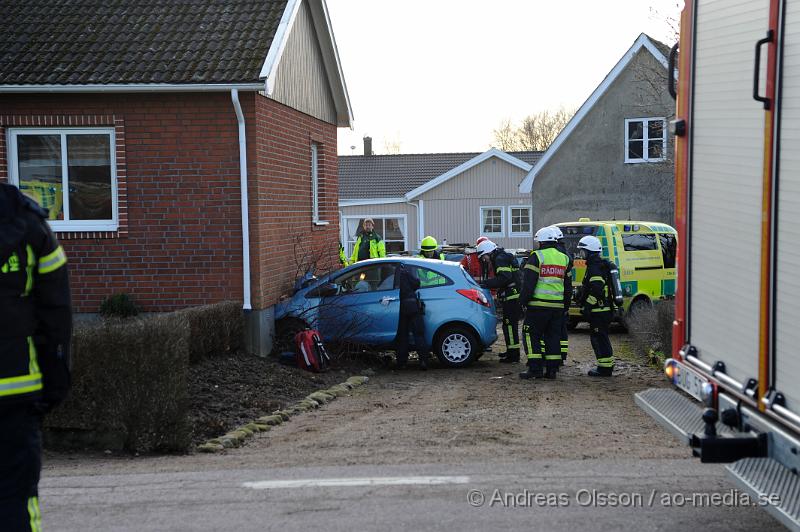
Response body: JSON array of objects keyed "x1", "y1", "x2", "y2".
[{"x1": 40, "y1": 329, "x2": 781, "y2": 531}]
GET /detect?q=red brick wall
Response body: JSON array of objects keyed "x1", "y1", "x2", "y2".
[
  {"x1": 0, "y1": 92, "x2": 338, "y2": 312},
  {"x1": 250, "y1": 93, "x2": 340, "y2": 309}
]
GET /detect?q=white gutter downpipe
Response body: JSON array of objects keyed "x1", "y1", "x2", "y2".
[
  {"x1": 405, "y1": 198, "x2": 422, "y2": 250},
  {"x1": 231, "y1": 89, "x2": 252, "y2": 310}
]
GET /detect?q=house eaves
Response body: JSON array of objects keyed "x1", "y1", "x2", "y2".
[
  {"x1": 259, "y1": 0, "x2": 353, "y2": 128},
  {"x1": 339, "y1": 197, "x2": 407, "y2": 207},
  {"x1": 518, "y1": 33, "x2": 670, "y2": 194},
  {"x1": 405, "y1": 148, "x2": 533, "y2": 200}
]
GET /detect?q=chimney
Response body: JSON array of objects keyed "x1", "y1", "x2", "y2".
[{"x1": 363, "y1": 136, "x2": 373, "y2": 156}]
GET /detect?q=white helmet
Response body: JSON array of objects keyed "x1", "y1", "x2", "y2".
[
  {"x1": 577, "y1": 235, "x2": 602, "y2": 252},
  {"x1": 549, "y1": 225, "x2": 564, "y2": 240},
  {"x1": 476, "y1": 240, "x2": 498, "y2": 257},
  {"x1": 534, "y1": 226, "x2": 560, "y2": 243}
]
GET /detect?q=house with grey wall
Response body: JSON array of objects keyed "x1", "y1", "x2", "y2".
[
  {"x1": 339, "y1": 147, "x2": 542, "y2": 255},
  {"x1": 519, "y1": 33, "x2": 675, "y2": 228}
]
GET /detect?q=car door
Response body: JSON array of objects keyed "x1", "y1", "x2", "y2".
[{"x1": 317, "y1": 263, "x2": 399, "y2": 345}]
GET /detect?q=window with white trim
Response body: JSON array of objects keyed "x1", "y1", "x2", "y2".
[
  {"x1": 311, "y1": 142, "x2": 323, "y2": 224},
  {"x1": 343, "y1": 216, "x2": 407, "y2": 256},
  {"x1": 480, "y1": 207, "x2": 504, "y2": 236},
  {"x1": 509, "y1": 206, "x2": 532, "y2": 236},
  {"x1": 8, "y1": 128, "x2": 118, "y2": 231},
  {"x1": 625, "y1": 118, "x2": 666, "y2": 163}
]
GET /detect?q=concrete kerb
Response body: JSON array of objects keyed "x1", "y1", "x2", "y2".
[{"x1": 196, "y1": 375, "x2": 370, "y2": 453}]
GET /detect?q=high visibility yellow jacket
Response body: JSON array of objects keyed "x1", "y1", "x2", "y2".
[{"x1": 350, "y1": 232, "x2": 386, "y2": 263}]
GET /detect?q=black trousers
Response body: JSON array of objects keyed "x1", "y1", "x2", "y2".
[
  {"x1": 0, "y1": 409, "x2": 42, "y2": 532},
  {"x1": 396, "y1": 311, "x2": 429, "y2": 364},
  {"x1": 524, "y1": 307, "x2": 563, "y2": 372},
  {"x1": 589, "y1": 311, "x2": 614, "y2": 370},
  {"x1": 560, "y1": 311, "x2": 569, "y2": 361},
  {"x1": 500, "y1": 300, "x2": 521, "y2": 358}
]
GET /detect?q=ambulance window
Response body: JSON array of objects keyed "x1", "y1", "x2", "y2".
[
  {"x1": 659, "y1": 234, "x2": 677, "y2": 268},
  {"x1": 622, "y1": 233, "x2": 657, "y2": 251}
]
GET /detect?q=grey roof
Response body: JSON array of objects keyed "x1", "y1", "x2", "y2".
[
  {"x1": 0, "y1": 0, "x2": 287, "y2": 86},
  {"x1": 339, "y1": 151, "x2": 543, "y2": 200},
  {"x1": 646, "y1": 34, "x2": 674, "y2": 59}
]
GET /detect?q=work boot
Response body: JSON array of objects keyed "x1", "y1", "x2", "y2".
[
  {"x1": 588, "y1": 367, "x2": 613, "y2": 377},
  {"x1": 519, "y1": 366, "x2": 543, "y2": 380},
  {"x1": 499, "y1": 355, "x2": 520, "y2": 364},
  {"x1": 544, "y1": 367, "x2": 558, "y2": 380}
]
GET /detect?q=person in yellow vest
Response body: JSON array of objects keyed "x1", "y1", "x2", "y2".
[
  {"x1": 349, "y1": 218, "x2": 386, "y2": 264},
  {"x1": 519, "y1": 226, "x2": 572, "y2": 380},
  {"x1": 338, "y1": 241, "x2": 349, "y2": 267},
  {"x1": 0, "y1": 184, "x2": 72, "y2": 532},
  {"x1": 577, "y1": 235, "x2": 615, "y2": 377},
  {"x1": 416, "y1": 236, "x2": 445, "y2": 260}
]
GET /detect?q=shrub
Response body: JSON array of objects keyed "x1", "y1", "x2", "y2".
[
  {"x1": 627, "y1": 300, "x2": 675, "y2": 365},
  {"x1": 177, "y1": 301, "x2": 244, "y2": 364},
  {"x1": 99, "y1": 293, "x2": 140, "y2": 318}
]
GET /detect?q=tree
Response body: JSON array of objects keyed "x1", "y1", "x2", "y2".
[{"x1": 492, "y1": 107, "x2": 576, "y2": 152}]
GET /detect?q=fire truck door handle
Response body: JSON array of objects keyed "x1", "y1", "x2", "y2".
[
  {"x1": 753, "y1": 30, "x2": 774, "y2": 110},
  {"x1": 668, "y1": 43, "x2": 678, "y2": 100}
]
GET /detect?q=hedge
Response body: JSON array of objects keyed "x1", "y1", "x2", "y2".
[{"x1": 44, "y1": 301, "x2": 243, "y2": 453}]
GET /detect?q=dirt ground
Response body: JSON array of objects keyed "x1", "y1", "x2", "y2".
[{"x1": 46, "y1": 323, "x2": 686, "y2": 474}]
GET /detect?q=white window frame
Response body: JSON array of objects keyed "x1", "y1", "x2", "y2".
[
  {"x1": 7, "y1": 127, "x2": 119, "y2": 232},
  {"x1": 508, "y1": 205, "x2": 532, "y2": 237},
  {"x1": 624, "y1": 117, "x2": 667, "y2": 164},
  {"x1": 311, "y1": 142, "x2": 328, "y2": 225},
  {"x1": 480, "y1": 206, "x2": 505, "y2": 237},
  {"x1": 341, "y1": 214, "x2": 408, "y2": 256}
]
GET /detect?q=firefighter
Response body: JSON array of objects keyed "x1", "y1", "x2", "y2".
[
  {"x1": 416, "y1": 236, "x2": 445, "y2": 260},
  {"x1": 349, "y1": 218, "x2": 387, "y2": 263},
  {"x1": 576, "y1": 235, "x2": 615, "y2": 377},
  {"x1": 519, "y1": 226, "x2": 572, "y2": 380},
  {"x1": 476, "y1": 240, "x2": 521, "y2": 363},
  {"x1": 394, "y1": 262, "x2": 430, "y2": 370},
  {"x1": 551, "y1": 226, "x2": 573, "y2": 365},
  {"x1": 0, "y1": 184, "x2": 72, "y2": 532}
]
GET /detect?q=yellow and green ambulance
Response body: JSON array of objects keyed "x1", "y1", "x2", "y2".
[{"x1": 554, "y1": 219, "x2": 677, "y2": 328}]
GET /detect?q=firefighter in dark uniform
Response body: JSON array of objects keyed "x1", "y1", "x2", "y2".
[
  {"x1": 476, "y1": 240, "x2": 521, "y2": 363},
  {"x1": 394, "y1": 262, "x2": 430, "y2": 370},
  {"x1": 519, "y1": 226, "x2": 572, "y2": 380},
  {"x1": 577, "y1": 235, "x2": 614, "y2": 376},
  {"x1": 0, "y1": 183, "x2": 72, "y2": 532},
  {"x1": 551, "y1": 226, "x2": 573, "y2": 365}
]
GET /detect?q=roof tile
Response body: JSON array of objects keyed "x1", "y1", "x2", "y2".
[{"x1": 0, "y1": 0, "x2": 288, "y2": 86}]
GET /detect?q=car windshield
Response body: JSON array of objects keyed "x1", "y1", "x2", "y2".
[{"x1": 558, "y1": 225, "x2": 598, "y2": 257}]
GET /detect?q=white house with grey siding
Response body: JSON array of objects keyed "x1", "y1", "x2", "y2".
[{"x1": 339, "y1": 148, "x2": 542, "y2": 256}]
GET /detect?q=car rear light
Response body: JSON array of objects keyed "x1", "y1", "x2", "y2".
[{"x1": 456, "y1": 288, "x2": 490, "y2": 307}]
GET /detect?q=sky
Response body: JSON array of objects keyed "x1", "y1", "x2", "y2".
[{"x1": 326, "y1": 0, "x2": 683, "y2": 156}]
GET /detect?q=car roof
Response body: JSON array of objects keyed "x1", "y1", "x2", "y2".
[
  {"x1": 554, "y1": 221, "x2": 676, "y2": 233},
  {"x1": 345, "y1": 256, "x2": 462, "y2": 269}
]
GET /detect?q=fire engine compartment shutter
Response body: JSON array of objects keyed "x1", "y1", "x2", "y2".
[
  {"x1": 688, "y1": 0, "x2": 769, "y2": 384},
  {"x1": 774, "y1": 1, "x2": 800, "y2": 414}
]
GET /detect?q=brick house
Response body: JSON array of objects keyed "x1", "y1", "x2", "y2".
[{"x1": 0, "y1": 0, "x2": 353, "y2": 355}]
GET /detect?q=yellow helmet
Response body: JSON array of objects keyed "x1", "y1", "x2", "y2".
[{"x1": 421, "y1": 235, "x2": 438, "y2": 251}]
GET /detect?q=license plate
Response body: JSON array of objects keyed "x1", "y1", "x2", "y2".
[{"x1": 673, "y1": 361, "x2": 708, "y2": 401}]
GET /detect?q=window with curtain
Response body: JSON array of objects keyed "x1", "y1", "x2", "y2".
[{"x1": 344, "y1": 216, "x2": 407, "y2": 255}]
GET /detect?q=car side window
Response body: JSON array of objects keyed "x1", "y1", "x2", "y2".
[
  {"x1": 659, "y1": 233, "x2": 677, "y2": 268},
  {"x1": 622, "y1": 233, "x2": 657, "y2": 251},
  {"x1": 409, "y1": 265, "x2": 451, "y2": 288},
  {"x1": 337, "y1": 264, "x2": 396, "y2": 294}
]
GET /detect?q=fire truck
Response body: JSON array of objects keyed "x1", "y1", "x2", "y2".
[{"x1": 635, "y1": 1, "x2": 800, "y2": 529}]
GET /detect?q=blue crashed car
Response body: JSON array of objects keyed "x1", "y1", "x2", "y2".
[{"x1": 275, "y1": 257, "x2": 498, "y2": 367}]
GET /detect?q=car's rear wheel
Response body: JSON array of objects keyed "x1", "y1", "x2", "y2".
[
  {"x1": 434, "y1": 325, "x2": 481, "y2": 368},
  {"x1": 273, "y1": 318, "x2": 307, "y2": 356}
]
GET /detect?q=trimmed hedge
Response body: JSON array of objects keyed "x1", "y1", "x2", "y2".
[{"x1": 44, "y1": 301, "x2": 244, "y2": 453}]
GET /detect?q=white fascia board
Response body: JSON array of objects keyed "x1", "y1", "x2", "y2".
[
  {"x1": 0, "y1": 83, "x2": 264, "y2": 93},
  {"x1": 259, "y1": 0, "x2": 303, "y2": 95},
  {"x1": 518, "y1": 33, "x2": 669, "y2": 194},
  {"x1": 339, "y1": 197, "x2": 406, "y2": 207},
  {"x1": 405, "y1": 148, "x2": 533, "y2": 200}
]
